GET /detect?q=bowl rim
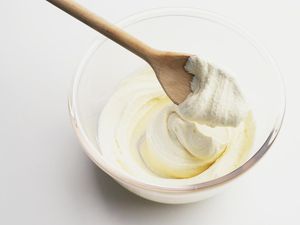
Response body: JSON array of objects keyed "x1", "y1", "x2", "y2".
[{"x1": 68, "y1": 7, "x2": 286, "y2": 193}]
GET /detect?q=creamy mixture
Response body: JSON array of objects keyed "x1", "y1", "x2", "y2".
[
  {"x1": 179, "y1": 56, "x2": 248, "y2": 127},
  {"x1": 98, "y1": 56, "x2": 255, "y2": 184}
]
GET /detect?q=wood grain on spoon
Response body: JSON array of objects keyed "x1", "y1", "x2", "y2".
[{"x1": 47, "y1": 0, "x2": 193, "y2": 104}]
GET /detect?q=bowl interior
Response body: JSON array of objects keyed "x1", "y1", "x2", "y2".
[{"x1": 71, "y1": 9, "x2": 284, "y2": 188}]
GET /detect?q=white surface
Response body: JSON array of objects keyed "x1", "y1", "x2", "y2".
[{"x1": 0, "y1": 0, "x2": 299, "y2": 224}]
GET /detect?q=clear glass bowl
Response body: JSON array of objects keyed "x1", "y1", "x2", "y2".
[{"x1": 68, "y1": 8, "x2": 285, "y2": 204}]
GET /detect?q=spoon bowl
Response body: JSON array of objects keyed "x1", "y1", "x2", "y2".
[{"x1": 149, "y1": 51, "x2": 193, "y2": 104}]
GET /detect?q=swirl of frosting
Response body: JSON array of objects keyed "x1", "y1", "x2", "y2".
[{"x1": 139, "y1": 105, "x2": 231, "y2": 178}]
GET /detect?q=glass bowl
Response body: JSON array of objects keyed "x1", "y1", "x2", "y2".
[{"x1": 68, "y1": 8, "x2": 285, "y2": 204}]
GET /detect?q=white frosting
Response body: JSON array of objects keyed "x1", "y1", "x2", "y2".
[
  {"x1": 98, "y1": 61, "x2": 255, "y2": 183},
  {"x1": 179, "y1": 56, "x2": 248, "y2": 127}
]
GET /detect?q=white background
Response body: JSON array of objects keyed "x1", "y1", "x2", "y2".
[{"x1": 0, "y1": 0, "x2": 299, "y2": 224}]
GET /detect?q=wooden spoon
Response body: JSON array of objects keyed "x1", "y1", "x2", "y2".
[{"x1": 47, "y1": 0, "x2": 193, "y2": 104}]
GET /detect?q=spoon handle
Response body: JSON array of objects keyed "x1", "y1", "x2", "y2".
[{"x1": 47, "y1": 0, "x2": 158, "y2": 61}]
